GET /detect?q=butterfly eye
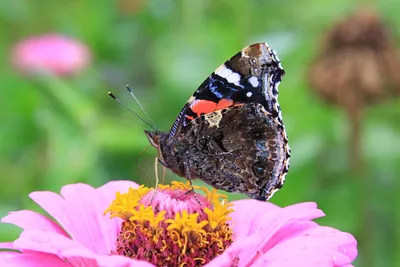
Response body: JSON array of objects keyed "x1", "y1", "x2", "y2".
[{"x1": 252, "y1": 162, "x2": 266, "y2": 178}]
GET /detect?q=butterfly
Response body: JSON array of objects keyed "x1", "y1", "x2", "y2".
[{"x1": 145, "y1": 43, "x2": 290, "y2": 201}]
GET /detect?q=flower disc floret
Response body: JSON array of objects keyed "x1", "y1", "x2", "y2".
[{"x1": 106, "y1": 182, "x2": 234, "y2": 267}]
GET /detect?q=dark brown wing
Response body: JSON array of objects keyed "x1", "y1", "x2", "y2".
[{"x1": 171, "y1": 102, "x2": 290, "y2": 201}]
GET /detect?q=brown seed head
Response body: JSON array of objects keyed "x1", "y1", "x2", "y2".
[{"x1": 309, "y1": 7, "x2": 400, "y2": 110}]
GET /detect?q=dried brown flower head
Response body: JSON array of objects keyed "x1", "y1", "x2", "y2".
[{"x1": 309, "y1": 7, "x2": 400, "y2": 110}]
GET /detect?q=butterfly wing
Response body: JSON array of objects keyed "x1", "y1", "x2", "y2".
[
  {"x1": 160, "y1": 42, "x2": 290, "y2": 200},
  {"x1": 168, "y1": 101, "x2": 289, "y2": 200},
  {"x1": 168, "y1": 42, "x2": 286, "y2": 140}
]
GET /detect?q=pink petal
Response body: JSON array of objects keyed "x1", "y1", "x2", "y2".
[
  {"x1": 231, "y1": 201, "x2": 325, "y2": 266},
  {"x1": 29, "y1": 183, "x2": 120, "y2": 254},
  {"x1": 1, "y1": 210, "x2": 67, "y2": 236},
  {"x1": 0, "y1": 242, "x2": 14, "y2": 249},
  {"x1": 13, "y1": 230, "x2": 103, "y2": 266},
  {"x1": 0, "y1": 251, "x2": 70, "y2": 267},
  {"x1": 230, "y1": 200, "x2": 280, "y2": 238},
  {"x1": 13, "y1": 230, "x2": 97, "y2": 258},
  {"x1": 265, "y1": 219, "x2": 317, "y2": 243},
  {"x1": 205, "y1": 238, "x2": 257, "y2": 267},
  {"x1": 96, "y1": 254, "x2": 155, "y2": 267},
  {"x1": 231, "y1": 201, "x2": 318, "y2": 238},
  {"x1": 59, "y1": 183, "x2": 117, "y2": 254},
  {"x1": 253, "y1": 225, "x2": 357, "y2": 267}
]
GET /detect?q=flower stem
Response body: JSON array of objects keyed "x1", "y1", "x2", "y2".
[{"x1": 347, "y1": 104, "x2": 373, "y2": 267}]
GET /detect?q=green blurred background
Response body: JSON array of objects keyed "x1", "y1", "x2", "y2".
[{"x1": 1, "y1": 0, "x2": 400, "y2": 266}]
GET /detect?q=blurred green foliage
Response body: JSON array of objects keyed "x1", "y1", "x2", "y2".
[{"x1": 1, "y1": 0, "x2": 400, "y2": 266}]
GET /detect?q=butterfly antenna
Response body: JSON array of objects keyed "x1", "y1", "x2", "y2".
[
  {"x1": 126, "y1": 85, "x2": 158, "y2": 131},
  {"x1": 108, "y1": 92, "x2": 157, "y2": 131}
]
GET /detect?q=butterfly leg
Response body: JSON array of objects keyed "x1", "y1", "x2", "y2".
[
  {"x1": 162, "y1": 165, "x2": 166, "y2": 184},
  {"x1": 154, "y1": 156, "x2": 160, "y2": 189},
  {"x1": 185, "y1": 180, "x2": 195, "y2": 195},
  {"x1": 150, "y1": 156, "x2": 160, "y2": 204}
]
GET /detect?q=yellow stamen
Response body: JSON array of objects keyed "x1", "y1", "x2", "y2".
[
  {"x1": 170, "y1": 181, "x2": 193, "y2": 190},
  {"x1": 204, "y1": 201, "x2": 234, "y2": 230},
  {"x1": 104, "y1": 185, "x2": 151, "y2": 220},
  {"x1": 166, "y1": 211, "x2": 208, "y2": 233},
  {"x1": 105, "y1": 183, "x2": 234, "y2": 266},
  {"x1": 197, "y1": 186, "x2": 228, "y2": 206}
]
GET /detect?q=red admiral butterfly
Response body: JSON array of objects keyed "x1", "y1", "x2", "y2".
[{"x1": 145, "y1": 43, "x2": 290, "y2": 201}]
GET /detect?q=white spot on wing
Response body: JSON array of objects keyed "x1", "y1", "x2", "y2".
[
  {"x1": 215, "y1": 64, "x2": 241, "y2": 86},
  {"x1": 246, "y1": 92, "x2": 252, "y2": 97},
  {"x1": 227, "y1": 72, "x2": 241, "y2": 84},
  {"x1": 248, "y1": 76, "x2": 259, "y2": 87},
  {"x1": 217, "y1": 67, "x2": 232, "y2": 79}
]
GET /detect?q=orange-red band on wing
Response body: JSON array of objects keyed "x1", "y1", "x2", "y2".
[
  {"x1": 190, "y1": 99, "x2": 234, "y2": 117},
  {"x1": 216, "y1": 99, "x2": 234, "y2": 110},
  {"x1": 185, "y1": 115, "x2": 195, "y2": 121},
  {"x1": 191, "y1": 100, "x2": 216, "y2": 117}
]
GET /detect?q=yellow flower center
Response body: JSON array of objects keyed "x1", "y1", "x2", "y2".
[{"x1": 105, "y1": 181, "x2": 234, "y2": 267}]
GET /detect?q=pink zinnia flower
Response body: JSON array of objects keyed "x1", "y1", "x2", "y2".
[
  {"x1": 0, "y1": 181, "x2": 357, "y2": 266},
  {"x1": 11, "y1": 34, "x2": 91, "y2": 76}
]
